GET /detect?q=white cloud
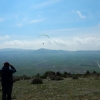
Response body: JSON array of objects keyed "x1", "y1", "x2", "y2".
[
  {"x1": 16, "y1": 17, "x2": 28, "y2": 27},
  {"x1": 1, "y1": 24, "x2": 100, "y2": 50},
  {"x1": 76, "y1": 11, "x2": 86, "y2": 19},
  {"x1": 0, "y1": 35, "x2": 10, "y2": 41},
  {"x1": 1, "y1": 36, "x2": 100, "y2": 51},
  {"x1": 16, "y1": 22, "x2": 23, "y2": 27},
  {"x1": 16, "y1": 17, "x2": 44, "y2": 27},
  {"x1": 31, "y1": 0, "x2": 61, "y2": 9},
  {"x1": 2, "y1": 40, "x2": 35, "y2": 49},
  {"x1": 0, "y1": 17, "x2": 5, "y2": 22},
  {"x1": 41, "y1": 23, "x2": 100, "y2": 38},
  {"x1": 73, "y1": 37, "x2": 98, "y2": 45},
  {"x1": 29, "y1": 19, "x2": 44, "y2": 24}
]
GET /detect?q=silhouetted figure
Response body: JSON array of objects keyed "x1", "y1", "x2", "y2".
[{"x1": 0, "y1": 62, "x2": 16, "y2": 100}]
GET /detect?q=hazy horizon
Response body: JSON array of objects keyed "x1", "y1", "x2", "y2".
[{"x1": 1, "y1": 48, "x2": 100, "y2": 52}]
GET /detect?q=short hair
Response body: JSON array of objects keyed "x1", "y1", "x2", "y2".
[{"x1": 4, "y1": 62, "x2": 9, "y2": 66}]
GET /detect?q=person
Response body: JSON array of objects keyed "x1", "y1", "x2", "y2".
[{"x1": 0, "y1": 62, "x2": 16, "y2": 100}]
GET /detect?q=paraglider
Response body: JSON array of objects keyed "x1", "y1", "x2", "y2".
[
  {"x1": 38, "y1": 34, "x2": 50, "y2": 39},
  {"x1": 38, "y1": 34, "x2": 50, "y2": 45}
]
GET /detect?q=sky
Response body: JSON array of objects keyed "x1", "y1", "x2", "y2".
[{"x1": 0, "y1": 0, "x2": 100, "y2": 51}]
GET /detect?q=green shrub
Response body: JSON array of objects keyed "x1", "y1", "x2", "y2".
[
  {"x1": 50, "y1": 76, "x2": 64, "y2": 81},
  {"x1": 56, "y1": 71, "x2": 62, "y2": 76},
  {"x1": 31, "y1": 77, "x2": 43, "y2": 84},
  {"x1": 44, "y1": 71, "x2": 55, "y2": 76},
  {"x1": 72, "y1": 75, "x2": 79, "y2": 79}
]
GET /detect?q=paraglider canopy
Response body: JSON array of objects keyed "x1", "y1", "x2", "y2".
[{"x1": 38, "y1": 34, "x2": 50, "y2": 39}]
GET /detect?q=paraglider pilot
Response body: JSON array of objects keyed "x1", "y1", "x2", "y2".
[{"x1": 0, "y1": 62, "x2": 16, "y2": 100}]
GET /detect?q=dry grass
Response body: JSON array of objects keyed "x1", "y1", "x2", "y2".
[{"x1": 0, "y1": 77, "x2": 100, "y2": 100}]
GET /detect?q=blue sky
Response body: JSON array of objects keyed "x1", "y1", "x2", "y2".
[{"x1": 0, "y1": 0, "x2": 100, "y2": 50}]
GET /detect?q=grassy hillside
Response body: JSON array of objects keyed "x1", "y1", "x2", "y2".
[
  {"x1": 0, "y1": 49, "x2": 100, "y2": 75},
  {"x1": 0, "y1": 77, "x2": 100, "y2": 100}
]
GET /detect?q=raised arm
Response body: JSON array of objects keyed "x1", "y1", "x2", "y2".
[{"x1": 9, "y1": 64, "x2": 16, "y2": 73}]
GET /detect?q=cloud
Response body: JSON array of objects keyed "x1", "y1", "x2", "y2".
[
  {"x1": 16, "y1": 17, "x2": 44, "y2": 27},
  {"x1": 29, "y1": 19, "x2": 44, "y2": 24},
  {"x1": 73, "y1": 37, "x2": 97, "y2": 45},
  {"x1": 76, "y1": 11, "x2": 86, "y2": 19},
  {"x1": 41, "y1": 23, "x2": 100, "y2": 38},
  {"x1": 51, "y1": 38, "x2": 69, "y2": 46},
  {"x1": 98, "y1": 23, "x2": 100, "y2": 25},
  {"x1": 2, "y1": 40, "x2": 35, "y2": 49},
  {"x1": 51, "y1": 37, "x2": 100, "y2": 50},
  {"x1": 1, "y1": 24, "x2": 100, "y2": 50},
  {"x1": 1, "y1": 36, "x2": 100, "y2": 50},
  {"x1": 16, "y1": 17, "x2": 27, "y2": 27},
  {"x1": 16, "y1": 22, "x2": 23, "y2": 27},
  {"x1": 0, "y1": 17, "x2": 5, "y2": 22},
  {"x1": 0, "y1": 35, "x2": 10, "y2": 41},
  {"x1": 31, "y1": 0, "x2": 61, "y2": 9}
]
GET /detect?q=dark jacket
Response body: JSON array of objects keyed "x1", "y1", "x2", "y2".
[{"x1": 0, "y1": 65, "x2": 16, "y2": 85}]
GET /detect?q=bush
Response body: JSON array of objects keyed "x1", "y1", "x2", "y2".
[
  {"x1": 72, "y1": 75, "x2": 79, "y2": 79},
  {"x1": 62, "y1": 72, "x2": 72, "y2": 78},
  {"x1": 13, "y1": 76, "x2": 22, "y2": 82},
  {"x1": 85, "y1": 70, "x2": 90, "y2": 75},
  {"x1": 50, "y1": 76, "x2": 64, "y2": 81},
  {"x1": 56, "y1": 71, "x2": 62, "y2": 76},
  {"x1": 31, "y1": 77, "x2": 43, "y2": 84},
  {"x1": 40, "y1": 75, "x2": 47, "y2": 79},
  {"x1": 43, "y1": 71, "x2": 55, "y2": 78},
  {"x1": 22, "y1": 75, "x2": 31, "y2": 80}
]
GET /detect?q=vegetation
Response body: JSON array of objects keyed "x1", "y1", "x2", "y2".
[
  {"x1": 0, "y1": 49, "x2": 100, "y2": 99},
  {"x1": 31, "y1": 77, "x2": 43, "y2": 84},
  {"x1": 0, "y1": 71, "x2": 100, "y2": 100}
]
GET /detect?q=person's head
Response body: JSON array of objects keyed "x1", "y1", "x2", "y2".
[{"x1": 4, "y1": 62, "x2": 9, "y2": 67}]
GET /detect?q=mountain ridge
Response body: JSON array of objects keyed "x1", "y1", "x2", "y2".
[
  {"x1": 0, "y1": 48, "x2": 100, "y2": 52},
  {"x1": 0, "y1": 48, "x2": 100, "y2": 75}
]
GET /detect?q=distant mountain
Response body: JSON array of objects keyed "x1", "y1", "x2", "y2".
[
  {"x1": 0, "y1": 48, "x2": 68, "y2": 55},
  {"x1": 0, "y1": 48, "x2": 100, "y2": 75},
  {"x1": 0, "y1": 48, "x2": 100, "y2": 53}
]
